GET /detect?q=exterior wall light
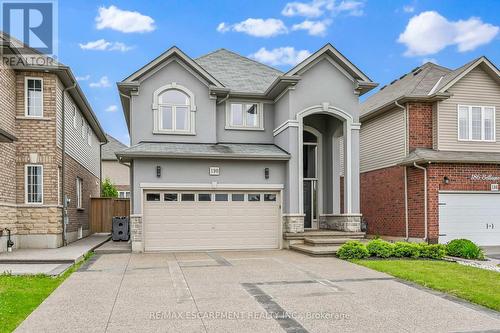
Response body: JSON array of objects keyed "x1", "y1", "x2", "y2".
[
  {"x1": 443, "y1": 176, "x2": 450, "y2": 184},
  {"x1": 264, "y1": 168, "x2": 270, "y2": 179},
  {"x1": 156, "y1": 166, "x2": 161, "y2": 178}
]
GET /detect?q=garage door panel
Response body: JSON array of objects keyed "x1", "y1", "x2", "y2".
[
  {"x1": 439, "y1": 193, "x2": 500, "y2": 246},
  {"x1": 144, "y1": 191, "x2": 280, "y2": 251}
]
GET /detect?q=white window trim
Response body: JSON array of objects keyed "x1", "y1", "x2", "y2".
[
  {"x1": 24, "y1": 77, "x2": 44, "y2": 117},
  {"x1": 76, "y1": 177, "x2": 83, "y2": 209},
  {"x1": 25, "y1": 164, "x2": 43, "y2": 204},
  {"x1": 152, "y1": 82, "x2": 196, "y2": 135},
  {"x1": 457, "y1": 105, "x2": 496, "y2": 142},
  {"x1": 225, "y1": 101, "x2": 264, "y2": 131}
]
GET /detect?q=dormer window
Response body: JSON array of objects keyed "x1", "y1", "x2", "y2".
[
  {"x1": 153, "y1": 83, "x2": 196, "y2": 135},
  {"x1": 226, "y1": 102, "x2": 264, "y2": 130}
]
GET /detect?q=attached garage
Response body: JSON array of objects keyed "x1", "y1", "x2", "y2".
[
  {"x1": 143, "y1": 190, "x2": 281, "y2": 251},
  {"x1": 439, "y1": 192, "x2": 500, "y2": 246}
]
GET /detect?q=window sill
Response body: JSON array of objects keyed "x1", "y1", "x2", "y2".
[
  {"x1": 153, "y1": 130, "x2": 196, "y2": 136},
  {"x1": 225, "y1": 126, "x2": 265, "y2": 131},
  {"x1": 16, "y1": 116, "x2": 52, "y2": 121},
  {"x1": 457, "y1": 139, "x2": 496, "y2": 143}
]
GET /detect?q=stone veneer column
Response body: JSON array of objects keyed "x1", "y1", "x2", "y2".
[
  {"x1": 324, "y1": 214, "x2": 362, "y2": 232},
  {"x1": 283, "y1": 214, "x2": 305, "y2": 233},
  {"x1": 130, "y1": 214, "x2": 143, "y2": 252}
]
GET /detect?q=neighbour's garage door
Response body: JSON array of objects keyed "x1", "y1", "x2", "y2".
[
  {"x1": 439, "y1": 192, "x2": 500, "y2": 246},
  {"x1": 144, "y1": 191, "x2": 280, "y2": 251}
]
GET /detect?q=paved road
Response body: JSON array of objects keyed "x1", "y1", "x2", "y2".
[{"x1": 16, "y1": 250, "x2": 500, "y2": 333}]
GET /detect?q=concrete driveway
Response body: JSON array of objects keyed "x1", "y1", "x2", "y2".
[{"x1": 16, "y1": 250, "x2": 500, "y2": 333}]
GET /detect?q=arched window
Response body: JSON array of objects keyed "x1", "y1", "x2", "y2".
[
  {"x1": 159, "y1": 89, "x2": 190, "y2": 131},
  {"x1": 153, "y1": 83, "x2": 196, "y2": 135}
]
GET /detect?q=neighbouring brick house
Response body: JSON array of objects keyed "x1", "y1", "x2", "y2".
[
  {"x1": 360, "y1": 57, "x2": 500, "y2": 246},
  {"x1": 102, "y1": 134, "x2": 130, "y2": 198},
  {"x1": 0, "y1": 33, "x2": 107, "y2": 252}
]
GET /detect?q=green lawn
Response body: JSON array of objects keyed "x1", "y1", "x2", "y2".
[
  {"x1": 355, "y1": 259, "x2": 500, "y2": 312},
  {"x1": 0, "y1": 253, "x2": 92, "y2": 333}
]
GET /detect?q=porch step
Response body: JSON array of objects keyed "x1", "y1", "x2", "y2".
[
  {"x1": 304, "y1": 237, "x2": 368, "y2": 246},
  {"x1": 284, "y1": 231, "x2": 365, "y2": 240},
  {"x1": 289, "y1": 244, "x2": 341, "y2": 256}
]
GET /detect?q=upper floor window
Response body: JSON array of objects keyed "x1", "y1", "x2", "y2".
[
  {"x1": 76, "y1": 177, "x2": 83, "y2": 209},
  {"x1": 226, "y1": 102, "x2": 263, "y2": 130},
  {"x1": 25, "y1": 78, "x2": 43, "y2": 117},
  {"x1": 25, "y1": 165, "x2": 43, "y2": 204},
  {"x1": 458, "y1": 105, "x2": 495, "y2": 142}
]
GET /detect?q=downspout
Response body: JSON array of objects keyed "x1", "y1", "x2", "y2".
[
  {"x1": 216, "y1": 93, "x2": 230, "y2": 105},
  {"x1": 395, "y1": 100, "x2": 409, "y2": 240},
  {"x1": 61, "y1": 81, "x2": 77, "y2": 246},
  {"x1": 413, "y1": 162, "x2": 428, "y2": 242}
]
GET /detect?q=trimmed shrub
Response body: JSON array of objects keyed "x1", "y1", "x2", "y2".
[
  {"x1": 337, "y1": 241, "x2": 369, "y2": 260},
  {"x1": 392, "y1": 242, "x2": 420, "y2": 258},
  {"x1": 446, "y1": 239, "x2": 484, "y2": 260},
  {"x1": 366, "y1": 239, "x2": 394, "y2": 258},
  {"x1": 418, "y1": 244, "x2": 446, "y2": 259}
]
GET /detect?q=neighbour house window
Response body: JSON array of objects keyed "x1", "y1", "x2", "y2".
[
  {"x1": 76, "y1": 178, "x2": 83, "y2": 209},
  {"x1": 158, "y1": 89, "x2": 192, "y2": 133},
  {"x1": 118, "y1": 191, "x2": 130, "y2": 199},
  {"x1": 227, "y1": 102, "x2": 263, "y2": 129},
  {"x1": 458, "y1": 105, "x2": 496, "y2": 142},
  {"x1": 25, "y1": 165, "x2": 43, "y2": 204},
  {"x1": 25, "y1": 78, "x2": 43, "y2": 117}
]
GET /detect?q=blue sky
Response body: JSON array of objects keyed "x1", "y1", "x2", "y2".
[{"x1": 51, "y1": 0, "x2": 500, "y2": 144}]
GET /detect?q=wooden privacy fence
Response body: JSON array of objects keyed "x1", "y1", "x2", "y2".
[{"x1": 90, "y1": 198, "x2": 130, "y2": 233}]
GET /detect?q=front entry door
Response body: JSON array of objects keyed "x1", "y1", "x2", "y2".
[{"x1": 303, "y1": 180, "x2": 317, "y2": 229}]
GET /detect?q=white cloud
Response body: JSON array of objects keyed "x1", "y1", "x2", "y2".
[
  {"x1": 79, "y1": 39, "x2": 133, "y2": 52},
  {"x1": 217, "y1": 18, "x2": 288, "y2": 37},
  {"x1": 292, "y1": 20, "x2": 330, "y2": 36},
  {"x1": 105, "y1": 105, "x2": 118, "y2": 112},
  {"x1": 89, "y1": 76, "x2": 111, "y2": 88},
  {"x1": 76, "y1": 75, "x2": 90, "y2": 81},
  {"x1": 398, "y1": 11, "x2": 499, "y2": 56},
  {"x1": 403, "y1": 5, "x2": 415, "y2": 13},
  {"x1": 250, "y1": 47, "x2": 311, "y2": 66},
  {"x1": 282, "y1": 0, "x2": 364, "y2": 17},
  {"x1": 96, "y1": 5, "x2": 155, "y2": 33}
]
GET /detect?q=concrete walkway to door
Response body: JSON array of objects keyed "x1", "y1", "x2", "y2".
[{"x1": 15, "y1": 250, "x2": 500, "y2": 333}]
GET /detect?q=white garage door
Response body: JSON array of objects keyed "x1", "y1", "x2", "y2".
[
  {"x1": 439, "y1": 192, "x2": 500, "y2": 246},
  {"x1": 144, "y1": 191, "x2": 280, "y2": 251}
]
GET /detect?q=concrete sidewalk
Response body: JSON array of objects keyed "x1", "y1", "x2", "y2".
[{"x1": 0, "y1": 234, "x2": 110, "y2": 276}]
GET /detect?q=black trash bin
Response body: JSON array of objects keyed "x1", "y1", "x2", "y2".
[{"x1": 112, "y1": 216, "x2": 130, "y2": 241}]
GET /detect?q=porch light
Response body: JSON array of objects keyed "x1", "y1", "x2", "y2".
[
  {"x1": 443, "y1": 176, "x2": 450, "y2": 184},
  {"x1": 156, "y1": 166, "x2": 161, "y2": 178}
]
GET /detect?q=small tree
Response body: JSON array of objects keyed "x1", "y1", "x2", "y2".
[{"x1": 101, "y1": 177, "x2": 118, "y2": 198}]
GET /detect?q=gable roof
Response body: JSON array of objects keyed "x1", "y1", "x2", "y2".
[
  {"x1": 361, "y1": 56, "x2": 500, "y2": 120},
  {"x1": 102, "y1": 134, "x2": 128, "y2": 160},
  {"x1": 196, "y1": 49, "x2": 283, "y2": 94},
  {"x1": 0, "y1": 31, "x2": 107, "y2": 143}
]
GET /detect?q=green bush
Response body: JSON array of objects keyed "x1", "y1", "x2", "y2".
[
  {"x1": 101, "y1": 177, "x2": 118, "y2": 198},
  {"x1": 392, "y1": 242, "x2": 421, "y2": 258},
  {"x1": 366, "y1": 239, "x2": 394, "y2": 258},
  {"x1": 418, "y1": 244, "x2": 446, "y2": 259},
  {"x1": 446, "y1": 239, "x2": 484, "y2": 260},
  {"x1": 337, "y1": 241, "x2": 369, "y2": 260}
]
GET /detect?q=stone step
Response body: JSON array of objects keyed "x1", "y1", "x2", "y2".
[
  {"x1": 289, "y1": 244, "x2": 341, "y2": 256},
  {"x1": 304, "y1": 237, "x2": 368, "y2": 246},
  {"x1": 284, "y1": 231, "x2": 365, "y2": 240}
]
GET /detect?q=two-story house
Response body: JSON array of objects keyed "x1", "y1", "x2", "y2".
[
  {"x1": 360, "y1": 57, "x2": 500, "y2": 246},
  {"x1": 102, "y1": 134, "x2": 130, "y2": 198},
  {"x1": 0, "y1": 32, "x2": 107, "y2": 252},
  {"x1": 117, "y1": 44, "x2": 377, "y2": 252}
]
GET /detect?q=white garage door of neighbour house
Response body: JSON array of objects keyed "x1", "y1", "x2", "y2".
[
  {"x1": 439, "y1": 192, "x2": 500, "y2": 246},
  {"x1": 143, "y1": 191, "x2": 281, "y2": 251}
]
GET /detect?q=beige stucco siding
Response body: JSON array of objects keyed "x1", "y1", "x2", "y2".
[
  {"x1": 102, "y1": 161, "x2": 130, "y2": 186},
  {"x1": 438, "y1": 66, "x2": 500, "y2": 152},
  {"x1": 360, "y1": 107, "x2": 407, "y2": 173}
]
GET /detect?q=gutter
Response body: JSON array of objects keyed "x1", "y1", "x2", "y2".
[
  {"x1": 413, "y1": 162, "x2": 428, "y2": 242},
  {"x1": 61, "y1": 81, "x2": 77, "y2": 246}
]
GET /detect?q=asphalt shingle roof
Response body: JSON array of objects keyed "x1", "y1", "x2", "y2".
[
  {"x1": 400, "y1": 148, "x2": 500, "y2": 165},
  {"x1": 102, "y1": 134, "x2": 128, "y2": 160},
  {"x1": 116, "y1": 142, "x2": 290, "y2": 160},
  {"x1": 195, "y1": 49, "x2": 283, "y2": 93}
]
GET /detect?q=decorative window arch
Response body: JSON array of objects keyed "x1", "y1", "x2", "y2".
[{"x1": 152, "y1": 83, "x2": 196, "y2": 135}]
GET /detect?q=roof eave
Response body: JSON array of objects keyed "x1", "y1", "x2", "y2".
[{"x1": 116, "y1": 152, "x2": 290, "y2": 163}]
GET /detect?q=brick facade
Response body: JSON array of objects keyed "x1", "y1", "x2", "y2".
[
  {"x1": 360, "y1": 166, "x2": 406, "y2": 237},
  {"x1": 0, "y1": 68, "x2": 102, "y2": 251},
  {"x1": 407, "y1": 102, "x2": 433, "y2": 151}
]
